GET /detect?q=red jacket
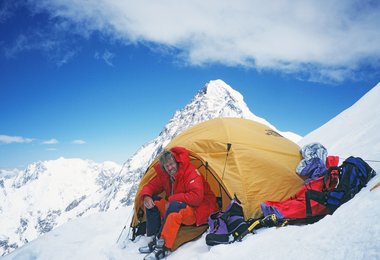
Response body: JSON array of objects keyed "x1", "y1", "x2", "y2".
[{"x1": 140, "y1": 147, "x2": 217, "y2": 225}]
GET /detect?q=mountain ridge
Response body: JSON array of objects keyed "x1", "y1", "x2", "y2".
[{"x1": 0, "y1": 79, "x2": 300, "y2": 256}]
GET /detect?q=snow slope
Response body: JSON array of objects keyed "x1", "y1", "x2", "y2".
[
  {"x1": 3, "y1": 148, "x2": 379, "y2": 259},
  {"x1": 3, "y1": 82, "x2": 380, "y2": 259},
  {"x1": 3, "y1": 81, "x2": 380, "y2": 259},
  {"x1": 299, "y1": 83, "x2": 380, "y2": 161}
]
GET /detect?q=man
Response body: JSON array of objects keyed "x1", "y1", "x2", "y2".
[{"x1": 139, "y1": 147, "x2": 217, "y2": 260}]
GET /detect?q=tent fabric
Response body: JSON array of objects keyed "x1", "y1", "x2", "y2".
[{"x1": 131, "y1": 118, "x2": 304, "y2": 250}]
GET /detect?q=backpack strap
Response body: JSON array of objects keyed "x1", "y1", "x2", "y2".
[
  {"x1": 305, "y1": 166, "x2": 341, "y2": 218},
  {"x1": 305, "y1": 189, "x2": 327, "y2": 218}
]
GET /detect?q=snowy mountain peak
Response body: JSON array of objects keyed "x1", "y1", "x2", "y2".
[
  {"x1": 111, "y1": 80, "x2": 302, "y2": 212},
  {"x1": 125, "y1": 79, "x2": 300, "y2": 171},
  {"x1": 191, "y1": 79, "x2": 250, "y2": 119},
  {"x1": 202, "y1": 79, "x2": 243, "y2": 101},
  {"x1": 12, "y1": 161, "x2": 46, "y2": 188}
]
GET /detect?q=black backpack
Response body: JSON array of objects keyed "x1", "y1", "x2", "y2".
[{"x1": 306, "y1": 156, "x2": 376, "y2": 217}]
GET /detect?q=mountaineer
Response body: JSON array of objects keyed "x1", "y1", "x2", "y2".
[{"x1": 138, "y1": 147, "x2": 217, "y2": 260}]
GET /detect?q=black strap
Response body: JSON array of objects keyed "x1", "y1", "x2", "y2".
[
  {"x1": 205, "y1": 161, "x2": 209, "y2": 182},
  {"x1": 221, "y1": 143, "x2": 232, "y2": 181},
  {"x1": 305, "y1": 190, "x2": 327, "y2": 218}
]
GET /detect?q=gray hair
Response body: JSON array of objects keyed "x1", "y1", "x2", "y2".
[{"x1": 159, "y1": 149, "x2": 177, "y2": 169}]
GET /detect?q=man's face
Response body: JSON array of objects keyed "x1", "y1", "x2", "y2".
[{"x1": 163, "y1": 158, "x2": 178, "y2": 175}]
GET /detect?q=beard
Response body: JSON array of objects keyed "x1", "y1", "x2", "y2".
[{"x1": 167, "y1": 168, "x2": 177, "y2": 175}]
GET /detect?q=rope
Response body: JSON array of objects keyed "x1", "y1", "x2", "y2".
[
  {"x1": 363, "y1": 159, "x2": 380, "y2": 163},
  {"x1": 339, "y1": 157, "x2": 380, "y2": 163}
]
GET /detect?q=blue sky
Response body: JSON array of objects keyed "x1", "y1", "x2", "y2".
[{"x1": 1, "y1": 0, "x2": 379, "y2": 169}]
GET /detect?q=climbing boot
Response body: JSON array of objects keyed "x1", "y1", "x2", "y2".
[
  {"x1": 143, "y1": 238, "x2": 168, "y2": 260},
  {"x1": 260, "y1": 214, "x2": 278, "y2": 227},
  {"x1": 138, "y1": 236, "x2": 156, "y2": 254}
]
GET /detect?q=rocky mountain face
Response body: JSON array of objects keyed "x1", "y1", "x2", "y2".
[
  {"x1": 0, "y1": 79, "x2": 301, "y2": 256},
  {"x1": 0, "y1": 158, "x2": 122, "y2": 256}
]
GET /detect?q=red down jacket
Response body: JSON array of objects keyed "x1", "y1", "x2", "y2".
[{"x1": 140, "y1": 146, "x2": 217, "y2": 225}]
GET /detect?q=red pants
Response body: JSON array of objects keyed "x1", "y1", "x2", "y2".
[{"x1": 154, "y1": 199, "x2": 196, "y2": 249}]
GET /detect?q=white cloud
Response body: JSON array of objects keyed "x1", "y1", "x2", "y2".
[
  {"x1": 4, "y1": 34, "x2": 30, "y2": 59},
  {"x1": 0, "y1": 134, "x2": 33, "y2": 144},
  {"x1": 72, "y1": 139, "x2": 86, "y2": 145},
  {"x1": 3, "y1": 26, "x2": 78, "y2": 66},
  {"x1": 21, "y1": 1, "x2": 380, "y2": 81},
  {"x1": 0, "y1": 0, "x2": 21, "y2": 23},
  {"x1": 54, "y1": 50, "x2": 77, "y2": 67},
  {"x1": 41, "y1": 138, "x2": 59, "y2": 145},
  {"x1": 102, "y1": 50, "x2": 115, "y2": 66},
  {"x1": 94, "y1": 49, "x2": 115, "y2": 66}
]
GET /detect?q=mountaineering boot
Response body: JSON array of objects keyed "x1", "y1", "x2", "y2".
[
  {"x1": 138, "y1": 236, "x2": 156, "y2": 254},
  {"x1": 259, "y1": 214, "x2": 287, "y2": 228},
  {"x1": 143, "y1": 238, "x2": 167, "y2": 260},
  {"x1": 259, "y1": 214, "x2": 278, "y2": 227},
  {"x1": 236, "y1": 214, "x2": 288, "y2": 241}
]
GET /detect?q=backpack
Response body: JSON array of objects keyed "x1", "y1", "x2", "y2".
[
  {"x1": 305, "y1": 156, "x2": 376, "y2": 217},
  {"x1": 205, "y1": 197, "x2": 248, "y2": 246}
]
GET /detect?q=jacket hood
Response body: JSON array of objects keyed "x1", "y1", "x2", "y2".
[{"x1": 154, "y1": 146, "x2": 190, "y2": 175}]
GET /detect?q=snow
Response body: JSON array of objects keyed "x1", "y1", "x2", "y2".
[
  {"x1": 3, "y1": 173, "x2": 380, "y2": 260},
  {"x1": 0, "y1": 158, "x2": 122, "y2": 255},
  {"x1": 2, "y1": 81, "x2": 380, "y2": 259}
]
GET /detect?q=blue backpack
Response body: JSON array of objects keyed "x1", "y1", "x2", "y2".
[{"x1": 306, "y1": 156, "x2": 376, "y2": 217}]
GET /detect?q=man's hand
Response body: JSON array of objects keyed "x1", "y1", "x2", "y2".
[{"x1": 143, "y1": 196, "x2": 155, "y2": 209}]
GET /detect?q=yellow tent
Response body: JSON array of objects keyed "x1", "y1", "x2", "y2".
[{"x1": 130, "y1": 118, "x2": 304, "y2": 249}]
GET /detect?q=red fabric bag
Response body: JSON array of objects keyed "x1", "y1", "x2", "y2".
[{"x1": 263, "y1": 156, "x2": 339, "y2": 219}]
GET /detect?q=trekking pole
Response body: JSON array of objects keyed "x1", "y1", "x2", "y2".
[
  {"x1": 116, "y1": 207, "x2": 134, "y2": 244},
  {"x1": 370, "y1": 181, "x2": 380, "y2": 191},
  {"x1": 116, "y1": 225, "x2": 127, "y2": 244},
  {"x1": 114, "y1": 159, "x2": 145, "y2": 245}
]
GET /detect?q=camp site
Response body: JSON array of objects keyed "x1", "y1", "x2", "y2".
[
  {"x1": 3, "y1": 108, "x2": 380, "y2": 259},
  {"x1": 2, "y1": 1, "x2": 380, "y2": 259},
  {"x1": 128, "y1": 118, "x2": 377, "y2": 255}
]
